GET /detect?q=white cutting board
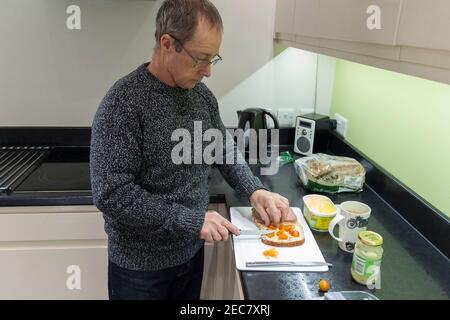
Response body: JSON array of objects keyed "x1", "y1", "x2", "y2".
[{"x1": 230, "y1": 207, "x2": 328, "y2": 272}]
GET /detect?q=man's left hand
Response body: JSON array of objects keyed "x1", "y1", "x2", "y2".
[{"x1": 249, "y1": 189, "x2": 289, "y2": 226}]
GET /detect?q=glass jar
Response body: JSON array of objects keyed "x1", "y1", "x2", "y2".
[{"x1": 351, "y1": 231, "x2": 383, "y2": 286}]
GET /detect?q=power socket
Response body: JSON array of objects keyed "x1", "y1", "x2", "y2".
[
  {"x1": 277, "y1": 108, "x2": 295, "y2": 127},
  {"x1": 334, "y1": 113, "x2": 348, "y2": 138}
]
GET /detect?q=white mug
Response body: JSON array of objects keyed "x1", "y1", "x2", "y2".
[{"x1": 328, "y1": 201, "x2": 371, "y2": 253}]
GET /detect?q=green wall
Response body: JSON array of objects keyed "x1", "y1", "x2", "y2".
[
  {"x1": 274, "y1": 42, "x2": 288, "y2": 57},
  {"x1": 331, "y1": 60, "x2": 450, "y2": 217}
]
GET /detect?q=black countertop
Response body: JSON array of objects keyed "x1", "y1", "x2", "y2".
[
  {"x1": 208, "y1": 162, "x2": 450, "y2": 300},
  {"x1": 0, "y1": 144, "x2": 449, "y2": 300}
]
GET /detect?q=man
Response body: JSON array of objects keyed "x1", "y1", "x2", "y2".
[{"x1": 90, "y1": 0, "x2": 290, "y2": 300}]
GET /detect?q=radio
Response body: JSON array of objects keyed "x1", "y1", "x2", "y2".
[{"x1": 294, "y1": 113, "x2": 336, "y2": 156}]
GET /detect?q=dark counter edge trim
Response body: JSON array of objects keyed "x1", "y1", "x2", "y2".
[
  {"x1": 0, "y1": 127, "x2": 92, "y2": 147},
  {"x1": 0, "y1": 193, "x2": 227, "y2": 207},
  {"x1": 329, "y1": 132, "x2": 450, "y2": 259},
  {"x1": 0, "y1": 126, "x2": 296, "y2": 147}
]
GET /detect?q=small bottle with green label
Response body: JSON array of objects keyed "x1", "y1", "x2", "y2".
[{"x1": 351, "y1": 231, "x2": 383, "y2": 287}]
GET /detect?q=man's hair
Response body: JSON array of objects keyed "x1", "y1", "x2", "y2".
[{"x1": 155, "y1": 0, "x2": 223, "y2": 51}]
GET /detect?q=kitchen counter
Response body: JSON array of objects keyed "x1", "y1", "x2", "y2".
[
  {"x1": 209, "y1": 162, "x2": 450, "y2": 300},
  {"x1": 1, "y1": 145, "x2": 449, "y2": 300}
]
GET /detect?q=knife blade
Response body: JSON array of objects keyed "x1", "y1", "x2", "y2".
[
  {"x1": 246, "y1": 261, "x2": 333, "y2": 267},
  {"x1": 237, "y1": 229, "x2": 274, "y2": 236}
]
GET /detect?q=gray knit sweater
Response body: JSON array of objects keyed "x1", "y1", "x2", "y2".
[{"x1": 90, "y1": 62, "x2": 265, "y2": 271}]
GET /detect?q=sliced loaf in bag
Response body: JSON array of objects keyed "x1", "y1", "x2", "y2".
[{"x1": 294, "y1": 153, "x2": 365, "y2": 193}]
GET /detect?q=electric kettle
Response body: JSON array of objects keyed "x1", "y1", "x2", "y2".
[
  {"x1": 237, "y1": 107, "x2": 279, "y2": 131},
  {"x1": 236, "y1": 107, "x2": 279, "y2": 157}
]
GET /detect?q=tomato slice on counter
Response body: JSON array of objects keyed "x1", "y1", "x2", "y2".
[{"x1": 263, "y1": 248, "x2": 279, "y2": 258}]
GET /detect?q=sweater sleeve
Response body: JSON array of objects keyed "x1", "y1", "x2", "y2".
[{"x1": 90, "y1": 97, "x2": 204, "y2": 237}]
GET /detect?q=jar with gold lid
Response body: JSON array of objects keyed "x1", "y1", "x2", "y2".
[{"x1": 351, "y1": 231, "x2": 383, "y2": 287}]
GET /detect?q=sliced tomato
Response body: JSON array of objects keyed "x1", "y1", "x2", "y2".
[
  {"x1": 278, "y1": 233, "x2": 288, "y2": 240},
  {"x1": 284, "y1": 224, "x2": 294, "y2": 231},
  {"x1": 290, "y1": 230, "x2": 300, "y2": 238}
]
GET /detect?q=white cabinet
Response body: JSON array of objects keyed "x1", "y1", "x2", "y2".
[
  {"x1": 0, "y1": 203, "x2": 243, "y2": 300},
  {"x1": 274, "y1": 0, "x2": 450, "y2": 84},
  {"x1": 318, "y1": 0, "x2": 402, "y2": 45},
  {"x1": 397, "y1": 0, "x2": 450, "y2": 51},
  {"x1": 0, "y1": 206, "x2": 108, "y2": 300},
  {"x1": 201, "y1": 203, "x2": 243, "y2": 300},
  {"x1": 274, "y1": 0, "x2": 296, "y2": 36},
  {"x1": 294, "y1": 0, "x2": 320, "y2": 38},
  {"x1": 0, "y1": 244, "x2": 107, "y2": 300}
]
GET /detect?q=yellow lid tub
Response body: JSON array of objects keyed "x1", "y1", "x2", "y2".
[{"x1": 302, "y1": 194, "x2": 337, "y2": 232}]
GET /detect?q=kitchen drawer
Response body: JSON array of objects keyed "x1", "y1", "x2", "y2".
[
  {"x1": 0, "y1": 206, "x2": 107, "y2": 242},
  {"x1": 0, "y1": 242, "x2": 107, "y2": 299}
]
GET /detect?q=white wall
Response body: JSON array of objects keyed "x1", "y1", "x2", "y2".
[
  {"x1": 216, "y1": 47, "x2": 322, "y2": 126},
  {"x1": 316, "y1": 54, "x2": 337, "y2": 116},
  {"x1": 0, "y1": 0, "x2": 335, "y2": 127},
  {"x1": 0, "y1": 0, "x2": 159, "y2": 126}
]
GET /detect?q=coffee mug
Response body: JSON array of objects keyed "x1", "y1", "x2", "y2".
[{"x1": 328, "y1": 201, "x2": 371, "y2": 253}]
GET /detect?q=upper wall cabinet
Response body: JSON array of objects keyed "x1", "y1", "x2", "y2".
[
  {"x1": 294, "y1": 0, "x2": 320, "y2": 38},
  {"x1": 274, "y1": 0, "x2": 296, "y2": 35},
  {"x1": 274, "y1": 0, "x2": 450, "y2": 85},
  {"x1": 274, "y1": 0, "x2": 320, "y2": 38},
  {"x1": 397, "y1": 0, "x2": 450, "y2": 51},
  {"x1": 318, "y1": 0, "x2": 402, "y2": 46}
]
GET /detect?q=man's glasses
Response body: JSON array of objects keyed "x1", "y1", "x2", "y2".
[{"x1": 168, "y1": 34, "x2": 222, "y2": 68}]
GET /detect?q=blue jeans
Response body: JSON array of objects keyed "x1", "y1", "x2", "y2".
[{"x1": 108, "y1": 246, "x2": 204, "y2": 300}]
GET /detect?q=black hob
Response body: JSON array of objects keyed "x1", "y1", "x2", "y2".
[
  {"x1": 15, "y1": 162, "x2": 91, "y2": 192},
  {"x1": 1, "y1": 147, "x2": 91, "y2": 194}
]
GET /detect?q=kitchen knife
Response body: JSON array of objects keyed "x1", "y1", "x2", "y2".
[
  {"x1": 237, "y1": 229, "x2": 274, "y2": 236},
  {"x1": 246, "y1": 261, "x2": 333, "y2": 267}
]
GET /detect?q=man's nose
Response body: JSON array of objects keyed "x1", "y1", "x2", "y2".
[{"x1": 200, "y1": 64, "x2": 212, "y2": 78}]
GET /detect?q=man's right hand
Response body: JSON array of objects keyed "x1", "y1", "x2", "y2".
[{"x1": 200, "y1": 210, "x2": 240, "y2": 243}]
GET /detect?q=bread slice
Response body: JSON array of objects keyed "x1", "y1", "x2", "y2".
[
  {"x1": 251, "y1": 208, "x2": 305, "y2": 247},
  {"x1": 251, "y1": 207, "x2": 298, "y2": 225}
]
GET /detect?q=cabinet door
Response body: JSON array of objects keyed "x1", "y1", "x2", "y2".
[
  {"x1": 0, "y1": 243, "x2": 107, "y2": 299},
  {"x1": 200, "y1": 203, "x2": 243, "y2": 300},
  {"x1": 274, "y1": 0, "x2": 296, "y2": 35},
  {"x1": 318, "y1": 0, "x2": 402, "y2": 45},
  {"x1": 0, "y1": 206, "x2": 108, "y2": 299},
  {"x1": 294, "y1": 0, "x2": 320, "y2": 38},
  {"x1": 397, "y1": 0, "x2": 450, "y2": 51}
]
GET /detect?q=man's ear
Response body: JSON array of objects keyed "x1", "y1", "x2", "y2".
[{"x1": 160, "y1": 34, "x2": 173, "y2": 52}]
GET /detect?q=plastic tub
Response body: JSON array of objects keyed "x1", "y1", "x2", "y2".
[{"x1": 302, "y1": 194, "x2": 337, "y2": 232}]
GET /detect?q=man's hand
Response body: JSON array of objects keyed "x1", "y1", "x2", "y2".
[
  {"x1": 200, "y1": 210, "x2": 241, "y2": 243},
  {"x1": 250, "y1": 189, "x2": 290, "y2": 226}
]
